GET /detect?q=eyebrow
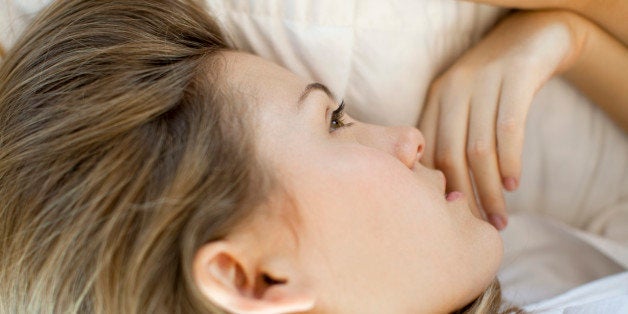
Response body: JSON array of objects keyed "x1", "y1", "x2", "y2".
[{"x1": 297, "y1": 82, "x2": 335, "y2": 110}]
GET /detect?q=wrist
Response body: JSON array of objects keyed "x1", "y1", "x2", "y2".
[
  {"x1": 504, "y1": 10, "x2": 589, "y2": 73},
  {"x1": 528, "y1": 10, "x2": 591, "y2": 74},
  {"x1": 562, "y1": 0, "x2": 592, "y2": 14},
  {"x1": 549, "y1": 10, "x2": 590, "y2": 73}
]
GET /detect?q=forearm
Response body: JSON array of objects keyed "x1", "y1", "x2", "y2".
[
  {"x1": 465, "y1": 0, "x2": 628, "y2": 45},
  {"x1": 563, "y1": 12, "x2": 628, "y2": 133},
  {"x1": 565, "y1": 0, "x2": 628, "y2": 45}
]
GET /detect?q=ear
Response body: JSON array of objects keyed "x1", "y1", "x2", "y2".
[{"x1": 193, "y1": 241, "x2": 315, "y2": 314}]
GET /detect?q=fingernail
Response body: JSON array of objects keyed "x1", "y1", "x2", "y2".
[
  {"x1": 488, "y1": 214, "x2": 508, "y2": 231},
  {"x1": 503, "y1": 177, "x2": 518, "y2": 191}
]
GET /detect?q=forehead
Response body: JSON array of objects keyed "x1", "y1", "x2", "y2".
[{"x1": 219, "y1": 51, "x2": 306, "y2": 109}]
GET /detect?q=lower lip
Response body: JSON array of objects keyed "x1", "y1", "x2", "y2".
[{"x1": 446, "y1": 191, "x2": 464, "y2": 202}]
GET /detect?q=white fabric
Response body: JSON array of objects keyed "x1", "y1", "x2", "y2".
[
  {"x1": 0, "y1": 0, "x2": 50, "y2": 50},
  {"x1": 521, "y1": 270, "x2": 628, "y2": 314},
  {"x1": 2, "y1": 0, "x2": 628, "y2": 312},
  {"x1": 500, "y1": 213, "x2": 628, "y2": 306},
  {"x1": 206, "y1": 0, "x2": 507, "y2": 126}
]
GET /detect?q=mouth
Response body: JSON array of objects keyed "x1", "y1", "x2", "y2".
[
  {"x1": 437, "y1": 170, "x2": 464, "y2": 202},
  {"x1": 445, "y1": 191, "x2": 464, "y2": 202},
  {"x1": 419, "y1": 166, "x2": 458, "y2": 201}
]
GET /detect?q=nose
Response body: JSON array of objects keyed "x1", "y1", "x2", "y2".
[
  {"x1": 358, "y1": 124, "x2": 425, "y2": 169},
  {"x1": 389, "y1": 126, "x2": 425, "y2": 168}
]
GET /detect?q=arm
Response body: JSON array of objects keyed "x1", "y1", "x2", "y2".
[
  {"x1": 566, "y1": 0, "x2": 628, "y2": 45},
  {"x1": 563, "y1": 12, "x2": 628, "y2": 133},
  {"x1": 467, "y1": 0, "x2": 628, "y2": 131},
  {"x1": 465, "y1": 0, "x2": 628, "y2": 45}
]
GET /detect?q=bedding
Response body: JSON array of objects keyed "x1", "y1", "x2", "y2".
[
  {"x1": 521, "y1": 270, "x2": 628, "y2": 313},
  {"x1": 499, "y1": 213, "x2": 628, "y2": 305},
  {"x1": 2, "y1": 0, "x2": 628, "y2": 310},
  {"x1": 0, "y1": 0, "x2": 47, "y2": 50}
]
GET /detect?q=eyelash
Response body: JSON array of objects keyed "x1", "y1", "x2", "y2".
[{"x1": 329, "y1": 101, "x2": 353, "y2": 132}]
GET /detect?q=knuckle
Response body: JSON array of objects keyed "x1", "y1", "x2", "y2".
[
  {"x1": 509, "y1": 55, "x2": 533, "y2": 72},
  {"x1": 497, "y1": 117, "x2": 519, "y2": 134},
  {"x1": 449, "y1": 67, "x2": 473, "y2": 84},
  {"x1": 439, "y1": 66, "x2": 474, "y2": 89},
  {"x1": 467, "y1": 139, "x2": 492, "y2": 158},
  {"x1": 483, "y1": 60, "x2": 502, "y2": 72}
]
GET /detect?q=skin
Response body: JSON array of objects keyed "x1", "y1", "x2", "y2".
[
  {"x1": 464, "y1": 0, "x2": 628, "y2": 44},
  {"x1": 192, "y1": 52, "x2": 503, "y2": 314},
  {"x1": 419, "y1": 5, "x2": 628, "y2": 230}
]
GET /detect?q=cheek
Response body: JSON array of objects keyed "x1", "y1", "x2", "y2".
[
  {"x1": 296, "y1": 147, "x2": 451, "y2": 248},
  {"x1": 294, "y1": 153, "x2": 469, "y2": 306},
  {"x1": 290, "y1": 147, "x2": 503, "y2": 308}
]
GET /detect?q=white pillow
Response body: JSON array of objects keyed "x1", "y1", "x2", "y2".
[
  {"x1": 0, "y1": 0, "x2": 51, "y2": 51},
  {"x1": 207, "y1": 0, "x2": 505, "y2": 126}
]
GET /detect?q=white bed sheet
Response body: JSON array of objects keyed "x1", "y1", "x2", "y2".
[
  {"x1": 500, "y1": 213, "x2": 628, "y2": 306},
  {"x1": 521, "y1": 271, "x2": 628, "y2": 313}
]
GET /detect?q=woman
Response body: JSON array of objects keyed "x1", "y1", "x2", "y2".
[
  {"x1": 0, "y1": 0, "x2": 625, "y2": 313},
  {"x1": 0, "y1": 0, "x2": 510, "y2": 313}
]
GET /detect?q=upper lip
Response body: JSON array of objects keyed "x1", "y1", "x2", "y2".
[
  {"x1": 438, "y1": 170, "x2": 446, "y2": 194},
  {"x1": 413, "y1": 163, "x2": 447, "y2": 195}
]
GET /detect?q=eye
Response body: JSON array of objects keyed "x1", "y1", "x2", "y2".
[{"x1": 329, "y1": 101, "x2": 353, "y2": 132}]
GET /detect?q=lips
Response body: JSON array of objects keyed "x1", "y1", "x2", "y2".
[{"x1": 445, "y1": 191, "x2": 464, "y2": 202}]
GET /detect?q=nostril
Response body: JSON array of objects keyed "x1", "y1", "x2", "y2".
[
  {"x1": 412, "y1": 127, "x2": 425, "y2": 162},
  {"x1": 417, "y1": 142, "x2": 424, "y2": 155},
  {"x1": 415, "y1": 145, "x2": 424, "y2": 164}
]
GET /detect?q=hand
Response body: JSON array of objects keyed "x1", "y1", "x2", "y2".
[{"x1": 419, "y1": 10, "x2": 584, "y2": 230}]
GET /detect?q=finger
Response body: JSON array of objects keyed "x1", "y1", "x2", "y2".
[
  {"x1": 418, "y1": 90, "x2": 440, "y2": 168},
  {"x1": 434, "y1": 90, "x2": 483, "y2": 219},
  {"x1": 467, "y1": 78, "x2": 508, "y2": 230},
  {"x1": 496, "y1": 76, "x2": 534, "y2": 192}
]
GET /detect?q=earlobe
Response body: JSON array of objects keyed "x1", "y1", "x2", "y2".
[{"x1": 193, "y1": 241, "x2": 315, "y2": 314}]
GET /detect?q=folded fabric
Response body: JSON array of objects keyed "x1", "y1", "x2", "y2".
[
  {"x1": 521, "y1": 271, "x2": 628, "y2": 313},
  {"x1": 500, "y1": 213, "x2": 628, "y2": 306}
]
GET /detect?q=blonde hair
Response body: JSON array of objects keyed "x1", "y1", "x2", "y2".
[
  {"x1": 0, "y1": 0, "x2": 269, "y2": 313},
  {"x1": 0, "y1": 0, "x2": 523, "y2": 313},
  {"x1": 458, "y1": 280, "x2": 524, "y2": 314}
]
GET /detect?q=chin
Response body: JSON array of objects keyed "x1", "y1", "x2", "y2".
[
  {"x1": 482, "y1": 223, "x2": 504, "y2": 281},
  {"x1": 472, "y1": 218, "x2": 504, "y2": 291}
]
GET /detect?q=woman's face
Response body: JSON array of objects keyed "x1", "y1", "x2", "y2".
[{"x1": 221, "y1": 52, "x2": 503, "y2": 313}]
